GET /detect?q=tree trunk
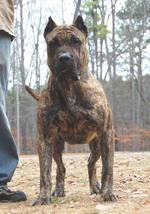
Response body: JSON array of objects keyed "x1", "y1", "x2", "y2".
[
  {"x1": 20, "y1": 0, "x2": 27, "y2": 154},
  {"x1": 73, "y1": 0, "x2": 81, "y2": 22},
  {"x1": 111, "y1": 0, "x2": 117, "y2": 128},
  {"x1": 62, "y1": 0, "x2": 65, "y2": 24},
  {"x1": 129, "y1": 43, "x2": 135, "y2": 125},
  {"x1": 93, "y1": 0, "x2": 98, "y2": 78},
  {"x1": 99, "y1": 0, "x2": 105, "y2": 80},
  {"x1": 104, "y1": 37, "x2": 112, "y2": 81}
]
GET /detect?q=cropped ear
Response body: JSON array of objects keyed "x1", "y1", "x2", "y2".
[
  {"x1": 73, "y1": 15, "x2": 88, "y2": 37},
  {"x1": 44, "y1": 17, "x2": 57, "y2": 38}
]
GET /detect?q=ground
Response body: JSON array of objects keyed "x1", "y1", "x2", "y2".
[{"x1": 1, "y1": 152, "x2": 150, "y2": 214}]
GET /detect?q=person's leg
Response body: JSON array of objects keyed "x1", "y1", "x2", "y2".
[
  {"x1": 0, "y1": 32, "x2": 26, "y2": 202},
  {"x1": 0, "y1": 33, "x2": 18, "y2": 185}
]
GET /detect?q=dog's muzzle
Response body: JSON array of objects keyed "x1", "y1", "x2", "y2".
[
  {"x1": 58, "y1": 53, "x2": 72, "y2": 63},
  {"x1": 56, "y1": 52, "x2": 80, "y2": 81}
]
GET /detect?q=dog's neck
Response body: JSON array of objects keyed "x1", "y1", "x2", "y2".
[
  {"x1": 56, "y1": 77, "x2": 80, "y2": 106},
  {"x1": 47, "y1": 71, "x2": 89, "y2": 107}
]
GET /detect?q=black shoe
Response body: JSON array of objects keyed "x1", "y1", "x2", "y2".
[{"x1": 0, "y1": 186, "x2": 27, "y2": 202}]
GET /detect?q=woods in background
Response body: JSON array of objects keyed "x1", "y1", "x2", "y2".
[{"x1": 7, "y1": 0, "x2": 150, "y2": 154}]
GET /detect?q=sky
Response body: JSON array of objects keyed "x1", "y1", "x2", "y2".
[
  {"x1": 33, "y1": 0, "x2": 76, "y2": 25},
  {"x1": 10, "y1": 0, "x2": 150, "y2": 89},
  {"x1": 11, "y1": 0, "x2": 77, "y2": 88},
  {"x1": 13, "y1": 0, "x2": 88, "y2": 88},
  {"x1": 10, "y1": 0, "x2": 124, "y2": 88}
]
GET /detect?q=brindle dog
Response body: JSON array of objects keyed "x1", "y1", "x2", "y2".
[{"x1": 26, "y1": 15, "x2": 117, "y2": 205}]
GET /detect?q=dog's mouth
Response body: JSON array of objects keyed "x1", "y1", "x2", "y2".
[
  {"x1": 61, "y1": 68, "x2": 69, "y2": 73},
  {"x1": 53, "y1": 52, "x2": 81, "y2": 81},
  {"x1": 56, "y1": 63, "x2": 80, "y2": 81}
]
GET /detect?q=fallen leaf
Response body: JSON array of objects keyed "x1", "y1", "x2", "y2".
[
  {"x1": 90, "y1": 194, "x2": 96, "y2": 199},
  {"x1": 96, "y1": 204, "x2": 112, "y2": 211}
]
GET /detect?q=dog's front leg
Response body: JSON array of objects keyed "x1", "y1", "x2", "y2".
[
  {"x1": 100, "y1": 128, "x2": 117, "y2": 202},
  {"x1": 52, "y1": 138, "x2": 66, "y2": 197},
  {"x1": 88, "y1": 139, "x2": 101, "y2": 195},
  {"x1": 32, "y1": 135, "x2": 52, "y2": 206}
]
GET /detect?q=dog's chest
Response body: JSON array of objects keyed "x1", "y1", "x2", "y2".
[
  {"x1": 50, "y1": 106, "x2": 98, "y2": 144},
  {"x1": 43, "y1": 80, "x2": 106, "y2": 144}
]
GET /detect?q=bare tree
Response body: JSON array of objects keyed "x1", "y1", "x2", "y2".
[
  {"x1": 61, "y1": 0, "x2": 65, "y2": 24},
  {"x1": 73, "y1": 0, "x2": 81, "y2": 22},
  {"x1": 19, "y1": 0, "x2": 28, "y2": 153},
  {"x1": 111, "y1": 0, "x2": 117, "y2": 128}
]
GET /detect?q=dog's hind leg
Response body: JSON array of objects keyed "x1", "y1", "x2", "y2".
[
  {"x1": 88, "y1": 138, "x2": 101, "y2": 195},
  {"x1": 32, "y1": 135, "x2": 53, "y2": 206},
  {"x1": 52, "y1": 138, "x2": 66, "y2": 197},
  {"x1": 100, "y1": 126, "x2": 117, "y2": 201}
]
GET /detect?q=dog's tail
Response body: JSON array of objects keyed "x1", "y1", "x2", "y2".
[{"x1": 25, "y1": 85, "x2": 40, "y2": 101}]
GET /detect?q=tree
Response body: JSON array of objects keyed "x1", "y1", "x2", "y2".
[
  {"x1": 73, "y1": 0, "x2": 82, "y2": 22},
  {"x1": 111, "y1": 0, "x2": 117, "y2": 128},
  {"x1": 19, "y1": 0, "x2": 28, "y2": 153},
  {"x1": 80, "y1": 0, "x2": 111, "y2": 79},
  {"x1": 117, "y1": 0, "x2": 150, "y2": 128}
]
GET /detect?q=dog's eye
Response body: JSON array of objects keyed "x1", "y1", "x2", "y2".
[
  {"x1": 70, "y1": 36, "x2": 81, "y2": 47},
  {"x1": 49, "y1": 38, "x2": 59, "y2": 48}
]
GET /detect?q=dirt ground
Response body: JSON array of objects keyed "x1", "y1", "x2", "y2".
[{"x1": 0, "y1": 152, "x2": 150, "y2": 214}]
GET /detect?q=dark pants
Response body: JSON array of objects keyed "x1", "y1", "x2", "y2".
[{"x1": 0, "y1": 32, "x2": 18, "y2": 184}]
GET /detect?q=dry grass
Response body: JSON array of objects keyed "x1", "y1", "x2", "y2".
[{"x1": 1, "y1": 152, "x2": 150, "y2": 214}]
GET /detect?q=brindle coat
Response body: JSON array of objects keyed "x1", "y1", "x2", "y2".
[{"x1": 26, "y1": 15, "x2": 117, "y2": 205}]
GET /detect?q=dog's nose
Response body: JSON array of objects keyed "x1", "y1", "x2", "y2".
[{"x1": 58, "y1": 53, "x2": 72, "y2": 62}]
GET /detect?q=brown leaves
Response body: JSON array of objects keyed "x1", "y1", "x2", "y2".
[
  {"x1": 96, "y1": 204, "x2": 112, "y2": 211},
  {"x1": 1, "y1": 153, "x2": 150, "y2": 214}
]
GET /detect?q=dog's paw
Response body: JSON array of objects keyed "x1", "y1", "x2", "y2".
[
  {"x1": 52, "y1": 189, "x2": 65, "y2": 197},
  {"x1": 32, "y1": 197, "x2": 51, "y2": 206},
  {"x1": 101, "y1": 193, "x2": 117, "y2": 202},
  {"x1": 52, "y1": 184, "x2": 65, "y2": 197},
  {"x1": 90, "y1": 183, "x2": 101, "y2": 195}
]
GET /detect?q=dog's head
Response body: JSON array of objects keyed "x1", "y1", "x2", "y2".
[{"x1": 44, "y1": 16, "x2": 89, "y2": 81}]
